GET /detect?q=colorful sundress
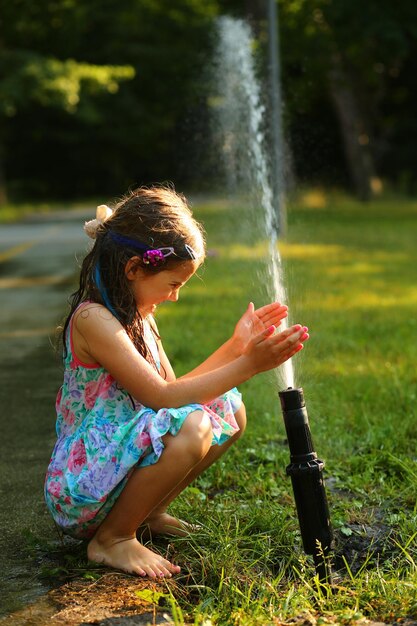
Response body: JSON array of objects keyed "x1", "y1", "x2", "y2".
[{"x1": 44, "y1": 306, "x2": 242, "y2": 538}]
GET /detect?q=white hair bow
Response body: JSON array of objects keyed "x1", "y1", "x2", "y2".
[{"x1": 84, "y1": 204, "x2": 113, "y2": 239}]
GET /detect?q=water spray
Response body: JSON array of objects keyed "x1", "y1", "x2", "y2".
[
  {"x1": 214, "y1": 16, "x2": 334, "y2": 586},
  {"x1": 279, "y1": 387, "x2": 333, "y2": 585}
]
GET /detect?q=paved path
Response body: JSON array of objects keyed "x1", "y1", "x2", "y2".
[
  {"x1": 0, "y1": 208, "x2": 94, "y2": 616},
  {"x1": 0, "y1": 209, "x2": 93, "y2": 350}
]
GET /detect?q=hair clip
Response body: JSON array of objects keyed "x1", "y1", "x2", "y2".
[
  {"x1": 184, "y1": 243, "x2": 198, "y2": 259},
  {"x1": 142, "y1": 247, "x2": 175, "y2": 266},
  {"x1": 84, "y1": 204, "x2": 114, "y2": 239}
]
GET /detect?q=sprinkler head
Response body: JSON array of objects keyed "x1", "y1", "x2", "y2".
[
  {"x1": 278, "y1": 387, "x2": 333, "y2": 586},
  {"x1": 279, "y1": 387, "x2": 305, "y2": 412},
  {"x1": 279, "y1": 387, "x2": 315, "y2": 459}
]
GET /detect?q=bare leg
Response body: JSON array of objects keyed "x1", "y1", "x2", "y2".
[
  {"x1": 144, "y1": 404, "x2": 247, "y2": 536},
  {"x1": 87, "y1": 410, "x2": 212, "y2": 578}
]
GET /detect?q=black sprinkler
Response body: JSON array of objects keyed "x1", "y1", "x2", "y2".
[{"x1": 279, "y1": 387, "x2": 333, "y2": 585}]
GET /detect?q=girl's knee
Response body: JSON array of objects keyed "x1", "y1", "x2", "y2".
[
  {"x1": 178, "y1": 410, "x2": 212, "y2": 461},
  {"x1": 183, "y1": 409, "x2": 212, "y2": 436}
]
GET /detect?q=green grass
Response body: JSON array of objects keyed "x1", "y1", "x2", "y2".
[
  {"x1": 154, "y1": 190, "x2": 417, "y2": 624},
  {"x1": 26, "y1": 189, "x2": 417, "y2": 625},
  {"x1": 0, "y1": 198, "x2": 99, "y2": 222}
]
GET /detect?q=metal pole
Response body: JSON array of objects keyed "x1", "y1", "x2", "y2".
[{"x1": 267, "y1": 0, "x2": 287, "y2": 237}]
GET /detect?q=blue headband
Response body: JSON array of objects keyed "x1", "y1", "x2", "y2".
[{"x1": 108, "y1": 231, "x2": 198, "y2": 262}]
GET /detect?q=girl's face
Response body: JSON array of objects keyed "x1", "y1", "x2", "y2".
[{"x1": 126, "y1": 259, "x2": 198, "y2": 316}]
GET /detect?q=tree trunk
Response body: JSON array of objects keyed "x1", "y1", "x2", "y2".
[
  {"x1": 245, "y1": 0, "x2": 267, "y2": 36},
  {"x1": 0, "y1": 138, "x2": 8, "y2": 206},
  {"x1": 328, "y1": 56, "x2": 377, "y2": 201}
]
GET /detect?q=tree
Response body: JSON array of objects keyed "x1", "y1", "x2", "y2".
[
  {"x1": 0, "y1": 1, "x2": 135, "y2": 205},
  {"x1": 1, "y1": 0, "x2": 221, "y2": 203},
  {"x1": 277, "y1": 0, "x2": 417, "y2": 198}
]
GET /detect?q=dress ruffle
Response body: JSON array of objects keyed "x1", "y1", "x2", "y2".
[{"x1": 141, "y1": 388, "x2": 242, "y2": 467}]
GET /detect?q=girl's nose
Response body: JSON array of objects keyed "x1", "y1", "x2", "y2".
[{"x1": 169, "y1": 290, "x2": 179, "y2": 302}]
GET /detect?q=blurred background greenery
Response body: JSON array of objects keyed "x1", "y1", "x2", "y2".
[{"x1": 1, "y1": 0, "x2": 416, "y2": 207}]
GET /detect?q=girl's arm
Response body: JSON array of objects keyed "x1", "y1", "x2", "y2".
[
  {"x1": 178, "y1": 301, "x2": 289, "y2": 378},
  {"x1": 157, "y1": 334, "x2": 238, "y2": 381},
  {"x1": 154, "y1": 301, "x2": 288, "y2": 381},
  {"x1": 73, "y1": 304, "x2": 307, "y2": 411}
]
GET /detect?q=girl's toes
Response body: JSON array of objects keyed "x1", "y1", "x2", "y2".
[
  {"x1": 144, "y1": 565, "x2": 158, "y2": 579},
  {"x1": 134, "y1": 566, "x2": 146, "y2": 577},
  {"x1": 159, "y1": 565, "x2": 172, "y2": 578},
  {"x1": 163, "y1": 559, "x2": 180, "y2": 573}
]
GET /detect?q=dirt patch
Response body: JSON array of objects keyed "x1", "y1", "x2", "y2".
[
  {"x1": 49, "y1": 574, "x2": 173, "y2": 625},
  {"x1": 326, "y1": 479, "x2": 395, "y2": 574},
  {"x1": 0, "y1": 574, "x2": 176, "y2": 626},
  {"x1": 334, "y1": 522, "x2": 394, "y2": 574}
]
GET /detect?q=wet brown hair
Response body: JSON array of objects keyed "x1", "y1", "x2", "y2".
[{"x1": 62, "y1": 185, "x2": 205, "y2": 367}]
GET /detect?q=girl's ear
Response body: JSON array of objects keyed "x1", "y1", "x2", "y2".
[{"x1": 125, "y1": 256, "x2": 142, "y2": 281}]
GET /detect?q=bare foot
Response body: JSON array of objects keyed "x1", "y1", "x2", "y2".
[
  {"x1": 87, "y1": 534, "x2": 181, "y2": 578},
  {"x1": 143, "y1": 512, "x2": 200, "y2": 537}
]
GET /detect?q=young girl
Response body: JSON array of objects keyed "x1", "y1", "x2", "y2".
[{"x1": 44, "y1": 185, "x2": 309, "y2": 579}]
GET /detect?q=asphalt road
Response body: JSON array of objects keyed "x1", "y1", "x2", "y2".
[{"x1": 0, "y1": 208, "x2": 94, "y2": 616}]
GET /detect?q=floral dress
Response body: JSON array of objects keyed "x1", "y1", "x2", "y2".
[{"x1": 44, "y1": 308, "x2": 242, "y2": 538}]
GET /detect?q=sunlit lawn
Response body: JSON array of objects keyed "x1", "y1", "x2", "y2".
[
  {"x1": 154, "y1": 190, "x2": 417, "y2": 624},
  {"x1": 0, "y1": 198, "x2": 100, "y2": 223},
  {"x1": 21, "y1": 190, "x2": 417, "y2": 625}
]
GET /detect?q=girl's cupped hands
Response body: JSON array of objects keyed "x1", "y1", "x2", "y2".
[
  {"x1": 243, "y1": 323, "x2": 309, "y2": 374},
  {"x1": 232, "y1": 301, "x2": 288, "y2": 354}
]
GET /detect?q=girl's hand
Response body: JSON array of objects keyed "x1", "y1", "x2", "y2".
[
  {"x1": 232, "y1": 302, "x2": 288, "y2": 355},
  {"x1": 242, "y1": 323, "x2": 309, "y2": 375}
]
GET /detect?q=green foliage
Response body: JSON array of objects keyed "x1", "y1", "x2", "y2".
[
  {"x1": 0, "y1": 51, "x2": 135, "y2": 116},
  {"x1": 1, "y1": 1, "x2": 417, "y2": 200},
  {"x1": 1, "y1": 0, "x2": 223, "y2": 200},
  {"x1": 277, "y1": 0, "x2": 417, "y2": 187}
]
